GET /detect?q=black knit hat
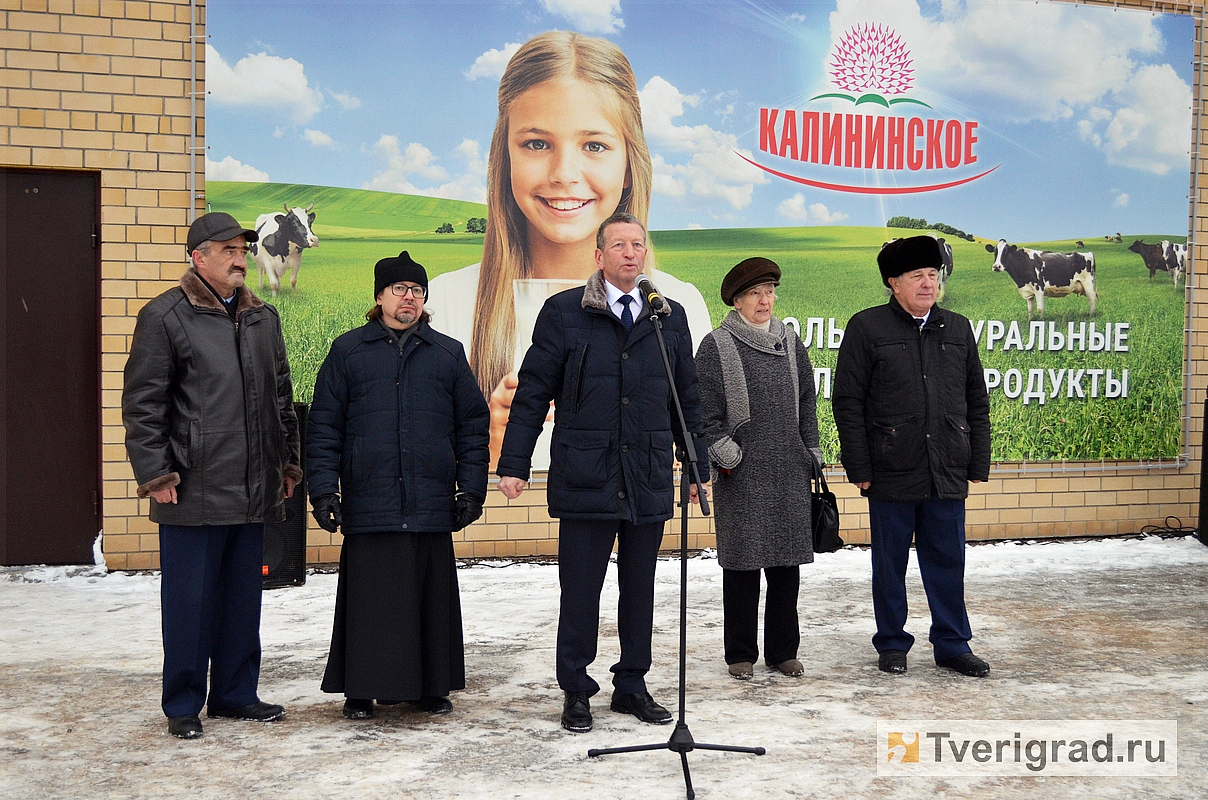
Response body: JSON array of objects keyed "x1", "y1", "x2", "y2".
[
  {"x1": 374, "y1": 250, "x2": 428, "y2": 298},
  {"x1": 720, "y1": 257, "x2": 782, "y2": 305},
  {"x1": 878, "y1": 236, "x2": 942, "y2": 287}
]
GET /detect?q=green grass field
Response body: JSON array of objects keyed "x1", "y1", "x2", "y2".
[{"x1": 209, "y1": 182, "x2": 1186, "y2": 462}]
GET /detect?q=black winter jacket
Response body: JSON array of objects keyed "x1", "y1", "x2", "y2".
[
  {"x1": 496, "y1": 271, "x2": 708, "y2": 524},
  {"x1": 307, "y1": 320, "x2": 489, "y2": 534},
  {"x1": 123, "y1": 269, "x2": 302, "y2": 525},
  {"x1": 832, "y1": 298, "x2": 990, "y2": 501}
]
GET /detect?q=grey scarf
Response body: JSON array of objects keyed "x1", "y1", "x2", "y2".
[{"x1": 705, "y1": 311, "x2": 800, "y2": 470}]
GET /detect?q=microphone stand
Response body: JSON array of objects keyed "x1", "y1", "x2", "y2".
[{"x1": 587, "y1": 301, "x2": 765, "y2": 800}]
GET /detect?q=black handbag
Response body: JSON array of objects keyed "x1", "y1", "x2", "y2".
[{"x1": 810, "y1": 452, "x2": 843, "y2": 553}]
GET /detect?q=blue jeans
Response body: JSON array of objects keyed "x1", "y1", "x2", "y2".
[
  {"x1": 159, "y1": 523, "x2": 265, "y2": 717},
  {"x1": 867, "y1": 498, "x2": 973, "y2": 662}
]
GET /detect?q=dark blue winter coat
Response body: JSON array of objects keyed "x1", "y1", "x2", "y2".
[
  {"x1": 496, "y1": 271, "x2": 708, "y2": 525},
  {"x1": 307, "y1": 319, "x2": 489, "y2": 534}
]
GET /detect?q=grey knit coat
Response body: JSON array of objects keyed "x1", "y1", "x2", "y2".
[{"x1": 696, "y1": 311, "x2": 820, "y2": 570}]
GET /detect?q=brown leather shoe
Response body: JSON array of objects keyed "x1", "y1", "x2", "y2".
[
  {"x1": 768, "y1": 658, "x2": 804, "y2": 677},
  {"x1": 728, "y1": 662, "x2": 754, "y2": 680}
]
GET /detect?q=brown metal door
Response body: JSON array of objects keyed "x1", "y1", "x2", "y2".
[{"x1": 0, "y1": 168, "x2": 101, "y2": 565}]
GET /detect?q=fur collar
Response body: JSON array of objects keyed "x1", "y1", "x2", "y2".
[
  {"x1": 581, "y1": 270, "x2": 671, "y2": 315},
  {"x1": 180, "y1": 268, "x2": 265, "y2": 318}
]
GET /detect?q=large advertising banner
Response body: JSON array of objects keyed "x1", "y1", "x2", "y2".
[{"x1": 205, "y1": 0, "x2": 1194, "y2": 467}]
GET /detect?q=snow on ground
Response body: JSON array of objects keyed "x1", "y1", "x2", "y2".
[{"x1": 2, "y1": 536, "x2": 1207, "y2": 799}]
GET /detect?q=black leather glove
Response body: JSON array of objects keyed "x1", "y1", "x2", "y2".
[
  {"x1": 312, "y1": 494, "x2": 342, "y2": 533},
  {"x1": 453, "y1": 493, "x2": 483, "y2": 531}
]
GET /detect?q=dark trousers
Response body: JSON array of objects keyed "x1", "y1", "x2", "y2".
[
  {"x1": 722, "y1": 565, "x2": 800, "y2": 666},
  {"x1": 556, "y1": 518, "x2": 664, "y2": 696},
  {"x1": 867, "y1": 498, "x2": 973, "y2": 662},
  {"x1": 159, "y1": 523, "x2": 266, "y2": 718}
]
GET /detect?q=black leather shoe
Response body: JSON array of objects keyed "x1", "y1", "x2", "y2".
[
  {"x1": 561, "y1": 691, "x2": 593, "y2": 733},
  {"x1": 412, "y1": 696, "x2": 453, "y2": 715},
  {"x1": 610, "y1": 691, "x2": 672, "y2": 724},
  {"x1": 937, "y1": 652, "x2": 990, "y2": 677},
  {"x1": 206, "y1": 701, "x2": 286, "y2": 721},
  {"x1": 878, "y1": 650, "x2": 908, "y2": 674},
  {"x1": 343, "y1": 698, "x2": 374, "y2": 719},
  {"x1": 167, "y1": 715, "x2": 203, "y2": 739}
]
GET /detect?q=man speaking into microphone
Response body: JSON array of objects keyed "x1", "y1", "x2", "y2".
[{"x1": 497, "y1": 212, "x2": 708, "y2": 734}]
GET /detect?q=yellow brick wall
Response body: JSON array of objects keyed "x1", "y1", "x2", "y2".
[
  {"x1": 1, "y1": 0, "x2": 203, "y2": 570},
  {"x1": 3, "y1": 0, "x2": 1207, "y2": 569}
]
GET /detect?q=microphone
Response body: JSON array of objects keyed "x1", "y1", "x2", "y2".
[{"x1": 636, "y1": 274, "x2": 666, "y2": 312}]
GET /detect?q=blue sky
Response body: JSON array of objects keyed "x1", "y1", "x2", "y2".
[{"x1": 205, "y1": 0, "x2": 1194, "y2": 241}]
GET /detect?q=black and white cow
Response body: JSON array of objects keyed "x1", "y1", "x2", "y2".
[
  {"x1": 881, "y1": 235, "x2": 954, "y2": 302},
  {"x1": 1163, "y1": 240, "x2": 1186, "y2": 286},
  {"x1": 1127, "y1": 239, "x2": 1182, "y2": 285},
  {"x1": 985, "y1": 239, "x2": 1097, "y2": 318},
  {"x1": 936, "y1": 237, "x2": 954, "y2": 303},
  {"x1": 249, "y1": 203, "x2": 318, "y2": 296}
]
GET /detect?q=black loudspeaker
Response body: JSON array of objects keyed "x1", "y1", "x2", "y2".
[{"x1": 264, "y1": 402, "x2": 308, "y2": 589}]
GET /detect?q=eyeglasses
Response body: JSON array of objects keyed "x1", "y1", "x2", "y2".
[{"x1": 390, "y1": 283, "x2": 427, "y2": 298}]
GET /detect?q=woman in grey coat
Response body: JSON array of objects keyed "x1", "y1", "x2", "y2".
[{"x1": 696, "y1": 257, "x2": 822, "y2": 679}]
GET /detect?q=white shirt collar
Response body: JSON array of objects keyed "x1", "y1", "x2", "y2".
[{"x1": 604, "y1": 279, "x2": 643, "y2": 321}]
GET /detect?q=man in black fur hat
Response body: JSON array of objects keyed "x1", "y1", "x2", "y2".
[{"x1": 832, "y1": 235, "x2": 992, "y2": 678}]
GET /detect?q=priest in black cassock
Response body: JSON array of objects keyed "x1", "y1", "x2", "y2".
[{"x1": 307, "y1": 251, "x2": 490, "y2": 718}]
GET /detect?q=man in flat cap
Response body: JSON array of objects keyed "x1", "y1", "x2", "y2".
[
  {"x1": 123, "y1": 212, "x2": 302, "y2": 738},
  {"x1": 307, "y1": 251, "x2": 488, "y2": 720},
  {"x1": 832, "y1": 235, "x2": 991, "y2": 677}
]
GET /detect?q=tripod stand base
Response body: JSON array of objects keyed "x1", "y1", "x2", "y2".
[{"x1": 588, "y1": 721, "x2": 765, "y2": 800}]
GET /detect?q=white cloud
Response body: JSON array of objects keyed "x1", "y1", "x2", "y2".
[
  {"x1": 465, "y1": 42, "x2": 522, "y2": 81},
  {"x1": 778, "y1": 194, "x2": 812, "y2": 221},
  {"x1": 810, "y1": 202, "x2": 848, "y2": 224},
  {"x1": 823, "y1": 0, "x2": 1190, "y2": 176},
  {"x1": 828, "y1": 0, "x2": 1157, "y2": 121},
  {"x1": 778, "y1": 193, "x2": 849, "y2": 224},
  {"x1": 303, "y1": 129, "x2": 337, "y2": 149},
  {"x1": 453, "y1": 138, "x2": 487, "y2": 177},
  {"x1": 363, "y1": 135, "x2": 487, "y2": 204},
  {"x1": 686, "y1": 222, "x2": 704, "y2": 230},
  {"x1": 1087, "y1": 64, "x2": 1192, "y2": 175},
  {"x1": 640, "y1": 76, "x2": 768, "y2": 210},
  {"x1": 539, "y1": 0, "x2": 623, "y2": 35},
  {"x1": 1114, "y1": 192, "x2": 1130, "y2": 207},
  {"x1": 206, "y1": 155, "x2": 269, "y2": 182},
  {"x1": 206, "y1": 45, "x2": 324, "y2": 125},
  {"x1": 329, "y1": 90, "x2": 361, "y2": 110}
]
